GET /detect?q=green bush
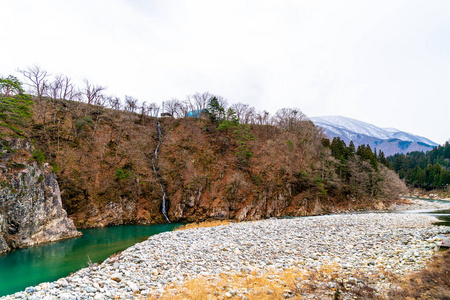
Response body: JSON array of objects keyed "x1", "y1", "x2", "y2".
[
  {"x1": 32, "y1": 150, "x2": 46, "y2": 165},
  {"x1": 286, "y1": 140, "x2": 294, "y2": 149},
  {"x1": 51, "y1": 162, "x2": 61, "y2": 174},
  {"x1": 76, "y1": 116, "x2": 93, "y2": 131},
  {"x1": 114, "y1": 167, "x2": 131, "y2": 180}
]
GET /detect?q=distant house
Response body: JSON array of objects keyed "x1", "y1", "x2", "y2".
[
  {"x1": 160, "y1": 112, "x2": 172, "y2": 117},
  {"x1": 185, "y1": 109, "x2": 207, "y2": 118}
]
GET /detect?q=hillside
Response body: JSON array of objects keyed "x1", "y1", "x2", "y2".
[
  {"x1": 14, "y1": 97, "x2": 407, "y2": 228},
  {"x1": 310, "y1": 116, "x2": 437, "y2": 156},
  {"x1": 0, "y1": 71, "x2": 408, "y2": 228},
  {"x1": 388, "y1": 142, "x2": 450, "y2": 191}
]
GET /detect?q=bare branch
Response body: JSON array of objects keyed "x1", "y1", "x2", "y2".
[
  {"x1": 124, "y1": 95, "x2": 138, "y2": 112},
  {"x1": 84, "y1": 79, "x2": 106, "y2": 106},
  {"x1": 17, "y1": 65, "x2": 50, "y2": 99}
]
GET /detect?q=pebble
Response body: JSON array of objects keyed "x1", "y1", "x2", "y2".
[{"x1": 2, "y1": 200, "x2": 450, "y2": 299}]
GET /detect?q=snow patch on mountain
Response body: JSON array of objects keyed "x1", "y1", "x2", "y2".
[
  {"x1": 310, "y1": 115, "x2": 438, "y2": 156},
  {"x1": 311, "y1": 116, "x2": 438, "y2": 146}
]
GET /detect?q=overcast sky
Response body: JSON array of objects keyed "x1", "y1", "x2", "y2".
[{"x1": 1, "y1": 0, "x2": 449, "y2": 144}]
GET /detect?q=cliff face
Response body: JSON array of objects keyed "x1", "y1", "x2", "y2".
[{"x1": 0, "y1": 138, "x2": 80, "y2": 254}]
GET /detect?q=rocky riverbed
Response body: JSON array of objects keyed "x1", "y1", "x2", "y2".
[
  {"x1": 3, "y1": 201, "x2": 450, "y2": 299},
  {"x1": 392, "y1": 197, "x2": 450, "y2": 211}
]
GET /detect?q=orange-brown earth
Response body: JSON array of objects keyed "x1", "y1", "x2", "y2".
[{"x1": 24, "y1": 99, "x2": 406, "y2": 228}]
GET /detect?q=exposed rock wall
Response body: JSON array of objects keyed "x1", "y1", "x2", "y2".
[{"x1": 0, "y1": 138, "x2": 80, "y2": 254}]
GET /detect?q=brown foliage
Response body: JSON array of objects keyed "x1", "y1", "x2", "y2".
[
  {"x1": 21, "y1": 97, "x2": 406, "y2": 227},
  {"x1": 389, "y1": 250, "x2": 450, "y2": 300}
]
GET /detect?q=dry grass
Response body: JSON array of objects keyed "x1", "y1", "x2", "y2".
[
  {"x1": 141, "y1": 248, "x2": 450, "y2": 300},
  {"x1": 146, "y1": 263, "x2": 381, "y2": 300},
  {"x1": 389, "y1": 249, "x2": 450, "y2": 300},
  {"x1": 174, "y1": 220, "x2": 231, "y2": 231}
]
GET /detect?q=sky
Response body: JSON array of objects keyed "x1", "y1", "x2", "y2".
[{"x1": 1, "y1": 0, "x2": 450, "y2": 144}]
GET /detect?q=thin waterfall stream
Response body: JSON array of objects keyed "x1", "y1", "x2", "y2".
[{"x1": 151, "y1": 122, "x2": 171, "y2": 223}]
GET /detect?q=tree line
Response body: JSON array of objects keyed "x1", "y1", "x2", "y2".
[
  {"x1": 0, "y1": 65, "x2": 315, "y2": 173},
  {"x1": 387, "y1": 142, "x2": 450, "y2": 190},
  {"x1": 319, "y1": 137, "x2": 400, "y2": 198},
  {"x1": 1, "y1": 65, "x2": 310, "y2": 128}
]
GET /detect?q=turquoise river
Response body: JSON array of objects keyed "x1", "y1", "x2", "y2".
[{"x1": 0, "y1": 223, "x2": 181, "y2": 297}]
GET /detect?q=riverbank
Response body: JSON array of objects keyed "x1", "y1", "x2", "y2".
[
  {"x1": 3, "y1": 201, "x2": 450, "y2": 299},
  {"x1": 392, "y1": 197, "x2": 450, "y2": 210}
]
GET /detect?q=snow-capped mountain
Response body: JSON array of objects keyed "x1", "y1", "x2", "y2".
[{"x1": 310, "y1": 116, "x2": 438, "y2": 156}]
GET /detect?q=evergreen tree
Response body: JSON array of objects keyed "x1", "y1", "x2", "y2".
[
  {"x1": 387, "y1": 143, "x2": 450, "y2": 190},
  {"x1": 207, "y1": 97, "x2": 225, "y2": 123}
]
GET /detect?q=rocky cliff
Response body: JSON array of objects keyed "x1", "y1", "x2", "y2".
[{"x1": 0, "y1": 138, "x2": 80, "y2": 254}]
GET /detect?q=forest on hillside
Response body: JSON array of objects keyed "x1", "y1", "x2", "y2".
[
  {"x1": 388, "y1": 142, "x2": 450, "y2": 191},
  {"x1": 0, "y1": 66, "x2": 407, "y2": 227}
]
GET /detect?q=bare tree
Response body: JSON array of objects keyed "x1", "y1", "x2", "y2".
[
  {"x1": 71, "y1": 88, "x2": 84, "y2": 102},
  {"x1": 254, "y1": 110, "x2": 271, "y2": 126},
  {"x1": 147, "y1": 102, "x2": 160, "y2": 117},
  {"x1": 163, "y1": 98, "x2": 182, "y2": 117},
  {"x1": 231, "y1": 102, "x2": 250, "y2": 123},
  {"x1": 139, "y1": 101, "x2": 148, "y2": 124},
  {"x1": 84, "y1": 79, "x2": 106, "y2": 106},
  {"x1": 18, "y1": 65, "x2": 50, "y2": 99},
  {"x1": 378, "y1": 165, "x2": 408, "y2": 198},
  {"x1": 243, "y1": 106, "x2": 256, "y2": 124},
  {"x1": 191, "y1": 92, "x2": 212, "y2": 111},
  {"x1": 46, "y1": 77, "x2": 63, "y2": 123},
  {"x1": 214, "y1": 95, "x2": 228, "y2": 111},
  {"x1": 59, "y1": 75, "x2": 77, "y2": 100},
  {"x1": 47, "y1": 75, "x2": 62, "y2": 100},
  {"x1": 124, "y1": 95, "x2": 138, "y2": 112},
  {"x1": 45, "y1": 73, "x2": 78, "y2": 101},
  {"x1": 107, "y1": 96, "x2": 122, "y2": 110},
  {"x1": 273, "y1": 108, "x2": 307, "y2": 132},
  {"x1": 180, "y1": 98, "x2": 194, "y2": 116}
]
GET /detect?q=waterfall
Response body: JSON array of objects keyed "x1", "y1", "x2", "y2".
[{"x1": 151, "y1": 122, "x2": 171, "y2": 223}]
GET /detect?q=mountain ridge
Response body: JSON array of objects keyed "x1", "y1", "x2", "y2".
[{"x1": 310, "y1": 115, "x2": 437, "y2": 156}]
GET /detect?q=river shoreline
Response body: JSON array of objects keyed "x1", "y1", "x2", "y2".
[
  {"x1": 393, "y1": 197, "x2": 450, "y2": 210},
  {"x1": 2, "y1": 199, "x2": 450, "y2": 299}
]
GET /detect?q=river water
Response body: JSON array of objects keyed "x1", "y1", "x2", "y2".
[
  {"x1": 0, "y1": 223, "x2": 180, "y2": 297},
  {"x1": 397, "y1": 198, "x2": 450, "y2": 226},
  {"x1": 0, "y1": 198, "x2": 449, "y2": 297}
]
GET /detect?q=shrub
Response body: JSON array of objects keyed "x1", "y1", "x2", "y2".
[
  {"x1": 75, "y1": 116, "x2": 93, "y2": 131},
  {"x1": 51, "y1": 162, "x2": 61, "y2": 174},
  {"x1": 114, "y1": 167, "x2": 130, "y2": 180},
  {"x1": 32, "y1": 150, "x2": 45, "y2": 165},
  {"x1": 286, "y1": 140, "x2": 294, "y2": 149}
]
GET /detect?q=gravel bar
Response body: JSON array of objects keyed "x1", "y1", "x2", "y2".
[
  {"x1": 4, "y1": 204, "x2": 450, "y2": 299},
  {"x1": 392, "y1": 198, "x2": 450, "y2": 211}
]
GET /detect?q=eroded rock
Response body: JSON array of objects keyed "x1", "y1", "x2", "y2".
[{"x1": 0, "y1": 138, "x2": 80, "y2": 254}]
